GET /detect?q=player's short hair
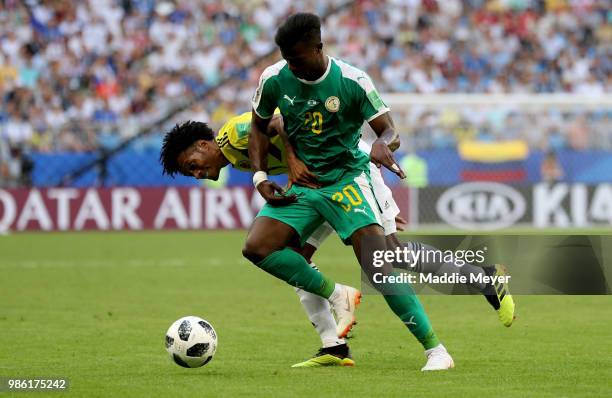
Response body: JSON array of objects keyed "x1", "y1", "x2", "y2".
[
  {"x1": 274, "y1": 13, "x2": 321, "y2": 52},
  {"x1": 160, "y1": 120, "x2": 214, "y2": 176}
]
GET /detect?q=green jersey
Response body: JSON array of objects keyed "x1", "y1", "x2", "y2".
[{"x1": 251, "y1": 56, "x2": 389, "y2": 185}]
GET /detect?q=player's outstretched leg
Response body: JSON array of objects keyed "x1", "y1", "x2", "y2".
[
  {"x1": 482, "y1": 264, "x2": 516, "y2": 327},
  {"x1": 242, "y1": 217, "x2": 360, "y2": 338},
  {"x1": 292, "y1": 260, "x2": 355, "y2": 367},
  {"x1": 351, "y1": 226, "x2": 453, "y2": 371},
  {"x1": 392, "y1": 239, "x2": 516, "y2": 327}
]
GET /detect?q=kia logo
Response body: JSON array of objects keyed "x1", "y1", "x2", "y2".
[{"x1": 436, "y1": 182, "x2": 526, "y2": 230}]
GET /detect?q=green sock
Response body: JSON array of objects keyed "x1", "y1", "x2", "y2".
[
  {"x1": 256, "y1": 248, "x2": 335, "y2": 298},
  {"x1": 380, "y1": 275, "x2": 440, "y2": 350}
]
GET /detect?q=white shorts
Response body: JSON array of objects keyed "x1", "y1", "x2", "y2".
[{"x1": 305, "y1": 162, "x2": 400, "y2": 248}]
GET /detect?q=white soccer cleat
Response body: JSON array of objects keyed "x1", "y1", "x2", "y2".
[
  {"x1": 328, "y1": 284, "x2": 362, "y2": 338},
  {"x1": 421, "y1": 344, "x2": 454, "y2": 371}
]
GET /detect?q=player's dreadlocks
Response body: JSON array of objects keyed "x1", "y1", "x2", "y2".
[
  {"x1": 159, "y1": 121, "x2": 214, "y2": 176},
  {"x1": 274, "y1": 13, "x2": 321, "y2": 52}
]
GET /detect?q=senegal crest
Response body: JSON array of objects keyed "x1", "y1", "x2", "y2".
[{"x1": 325, "y1": 96, "x2": 340, "y2": 112}]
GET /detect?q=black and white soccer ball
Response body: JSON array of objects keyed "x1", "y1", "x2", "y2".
[{"x1": 165, "y1": 316, "x2": 217, "y2": 368}]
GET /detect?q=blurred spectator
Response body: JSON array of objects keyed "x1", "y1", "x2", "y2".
[
  {"x1": 540, "y1": 150, "x2": 564, "y2": 182},
  {"x1": 0, "y1": 0, "x2": 609, "y2": 156},
  {"x1": 0, "y1": 143, "x2": 33, "y2": 187},
  {"x1": 400, "y1": 153, "x2": 429, "y2": 188}
]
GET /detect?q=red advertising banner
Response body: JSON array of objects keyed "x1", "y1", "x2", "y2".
[
  {"x1": 0, "y1": 186, "x2": 412, "y2": 233},
  {"x1": 3, "y1": 184, "x2": 611, "y2": 232},
  {"x1": 0, "y1": 187, "x2": 267, "y2": 232}
]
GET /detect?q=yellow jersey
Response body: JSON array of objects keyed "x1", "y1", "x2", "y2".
[{"x1": 216, "y1": 111, "x2": 287, "y2": 175}]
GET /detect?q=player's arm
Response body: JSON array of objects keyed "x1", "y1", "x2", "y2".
[
  {"x1": 369, "y1": 113, "x2": 405, "y2": 179},
  {"x1": 268, "y1": 116, "x2": 319, "y2": 189},
  {"x1": 249, "y1": 112, "x2": 272, "y2": 173},
  {"x1": 249, "y1": 112, "x2": 297, "y2": 205},
  {"x1": 355, "y1": 71, "x2": 405, "y2": 179}
]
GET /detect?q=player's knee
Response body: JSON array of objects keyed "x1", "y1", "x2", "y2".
[
  {"x1": 242, "y1": 239, "x2": 270, "y2": 264},
  {"x1": 241, "y1": 243, "x2": 260, "y2": 263}
]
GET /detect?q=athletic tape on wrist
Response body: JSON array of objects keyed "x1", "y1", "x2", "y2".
[{"x1": 252, "y1": 171, "x2": 268, "y2": 188}]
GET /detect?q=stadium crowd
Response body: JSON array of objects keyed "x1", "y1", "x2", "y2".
[{"x1": 0, "y1": 0, "x2": 610, "y2": 170}]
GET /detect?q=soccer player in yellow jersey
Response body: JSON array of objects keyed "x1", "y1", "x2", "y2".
[
  {"x1": 160, "y1": 111, "x2": 359, "y2": 367},
  {"x1": 160, "y1": 111, "x2": 286, "y2": 181}
]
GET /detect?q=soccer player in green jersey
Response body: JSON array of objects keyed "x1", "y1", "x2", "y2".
[
  {"x1": 159, "y1": 107, "x2": 516, "y2": 367},
  {"x1": 159, "y1": 13, "x2": 516, "y2": 371},
  {"x1": 242, "y1": 13, "x2": 455, "y2": 371}
]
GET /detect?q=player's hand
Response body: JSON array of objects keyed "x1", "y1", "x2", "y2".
[
  {"x1": 287, "y1": 154, "x2": 320, "y2": 189},
  {"x1": 395, "y1": 215, "x2": 408, "y2": 231},
  {"x1": 388, "y1": 135, "x2": 401, "y2": 152},
  {"x1": 257, "y1": 180, "x2": 297, "y2": 206},
  {"x1": 370, "y1": 139, "x2": 406, "y2": 179}
]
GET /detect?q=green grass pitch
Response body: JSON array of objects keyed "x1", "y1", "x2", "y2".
[{"x1": 1, "y1": 231, "x2": 610, "y2": 397}]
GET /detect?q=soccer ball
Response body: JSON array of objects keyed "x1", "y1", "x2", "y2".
[{"x1": 165, "y1": 316, "x2": 217, "y2": 368}]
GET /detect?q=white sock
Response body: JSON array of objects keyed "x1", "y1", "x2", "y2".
[
  {"x1": 295, "y1": 263, "x2": 345, "y2": 348},
  {"x1": 328, "y1": 283, "x2": 344, "y2": 302},
  {"x1": 424, "y1": 343, "x2": 446, "y2": 356}
]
